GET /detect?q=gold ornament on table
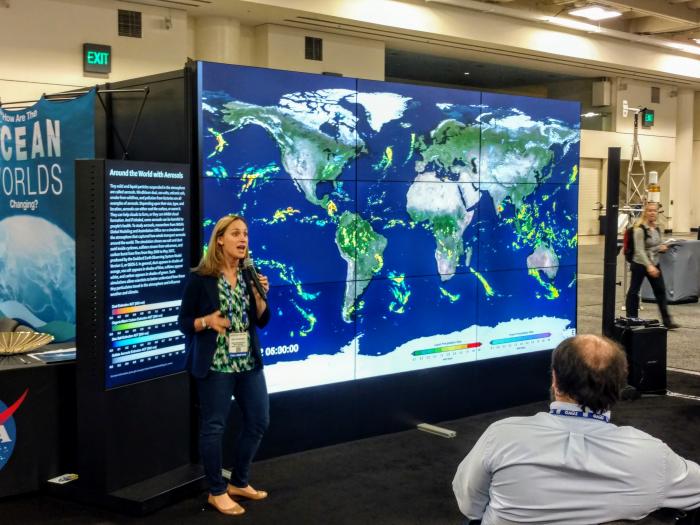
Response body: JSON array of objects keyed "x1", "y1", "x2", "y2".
[{"x1": 0, "y1": 332, "x2": 54, "y2": 354}]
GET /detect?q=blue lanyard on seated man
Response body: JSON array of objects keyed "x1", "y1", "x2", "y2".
[{"x1": 549, "y1": 407, "x2": 611, "y2": 423}]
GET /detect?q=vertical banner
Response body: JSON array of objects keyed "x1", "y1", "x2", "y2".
[
  {"x1": 0, "y1": 91, "x2": 96, "y2": 341},
  {"x1": 104, "y1": 160, "x2": 190, "y2": 388}
]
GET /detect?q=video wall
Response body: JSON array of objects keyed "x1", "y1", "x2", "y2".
[{"x1": 197, "y1": 61, "x2": 580, "y2": 394}]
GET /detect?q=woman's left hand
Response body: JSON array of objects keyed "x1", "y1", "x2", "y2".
[
  {"x1": 258, "y1": 274, "x2": 270, "y2": 294},
  {"x1": 252, "y1": 274, "x2": 269, "y2": 317},
  {"x1": 658, "y1": 244, "x2": 668, "y2": 253}
]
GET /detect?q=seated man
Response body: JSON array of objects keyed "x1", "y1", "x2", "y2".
[{"x1": 452, "y1": 334, "x2": 700, "y2": 525}]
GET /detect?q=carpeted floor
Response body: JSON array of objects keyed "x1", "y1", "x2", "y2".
[{"x1": 2, "y1": 370, "x2": 699, "y2": 525}]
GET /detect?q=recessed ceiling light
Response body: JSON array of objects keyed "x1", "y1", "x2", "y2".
[
  {"x1": 569, "y1": 6, "x2": 622, "y2": 21},
  {"x1": 581, "y1": 112, "x2": 601, "y2": 118},
  {"x1": 464, "y1": 72, "x2": 470, "y2": 76}
]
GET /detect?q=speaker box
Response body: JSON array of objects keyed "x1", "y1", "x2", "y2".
[{"x1": 612, "y1": 324, "x2": 667, "y2": 394}]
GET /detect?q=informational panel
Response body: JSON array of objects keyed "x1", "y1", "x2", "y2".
[
  {"x1": 104, "y1": 160, "x2": 190, "y2": 389},
  {"x1": 197, "y1": 62, "x2": 579, "y2": 394},
  {"x1": 0, "y1": 91, "x2": 95, "y2": 341}
]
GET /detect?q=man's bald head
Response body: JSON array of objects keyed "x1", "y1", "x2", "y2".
[{"x1": 552, "y1": 335, "x2": 628, "y2": 412}]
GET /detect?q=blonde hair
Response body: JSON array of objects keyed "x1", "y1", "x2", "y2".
[
  {"x1": 634, "y1": 201, "x2": 659, "y2": 228},
  {"x1": 193, "y1": 214, "x2": 248, "y2": 276}
]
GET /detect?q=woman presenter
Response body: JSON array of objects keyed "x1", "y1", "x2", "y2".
[{"x1": 179, "y1": 214, "x2": 270, "y2": 516}]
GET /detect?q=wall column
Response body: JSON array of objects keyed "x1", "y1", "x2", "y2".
[
  {"x1": 693, "y1": 92, "x2": 700, "y2": 232},
  {"x1": 671, "y1": 88, "x2": 693, "y2": 233},
  {"x1": 194, "y1": 17, "x2": 240, "y2": 64}
]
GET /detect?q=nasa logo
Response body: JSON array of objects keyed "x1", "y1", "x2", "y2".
[{"x1": 0, "y1": 389, "x2": 29, "y2": 471}]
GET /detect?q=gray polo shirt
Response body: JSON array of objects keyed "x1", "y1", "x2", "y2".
[{"x1": 453, "y1": 401, "x2": 700, "y2": 524}]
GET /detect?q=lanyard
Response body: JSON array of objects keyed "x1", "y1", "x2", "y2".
[{"x1": 549, "y1": 408, "x2": 610, "y2": 423}]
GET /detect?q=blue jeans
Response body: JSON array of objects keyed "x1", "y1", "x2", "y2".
[{"x1": 196, "y1": 368, "x2": 269, "y2": 495}]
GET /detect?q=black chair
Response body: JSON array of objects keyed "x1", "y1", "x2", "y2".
[{"x1": 679, "y1": 509, "x2": 700, "y2": 525}]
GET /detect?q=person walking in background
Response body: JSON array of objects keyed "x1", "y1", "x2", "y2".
[
  {"x1": 625, "y1": 201, "x2": 679, "y2": 329},
  {"x1": 179, "y1": 214, "x2": 271, "y2": 517},
  {"x1": 452, "y1": 334, "x2": 700, "y2": 524}
]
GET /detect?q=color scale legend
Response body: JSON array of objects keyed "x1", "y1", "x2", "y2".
[
  {"x1": 490, "y1": 332, "x2": 551, "y2": 346},
  {"x1": 412, "y1": 342, "x2": 482, "y2": 357},
  {"x1": 108, "y1": 300, "x2": 185, "y2": 371}
]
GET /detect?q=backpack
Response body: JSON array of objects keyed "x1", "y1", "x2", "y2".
[{"x1": 622, "y1": 224, "x2": 648, "y2": 263}]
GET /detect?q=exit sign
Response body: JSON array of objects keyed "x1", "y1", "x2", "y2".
[
  {"x1": 641, "y1": 108, "x2": 655, "y2": 128},
  {"x1": 83, "y1": 43, "x2": 111, "y2": 74}
]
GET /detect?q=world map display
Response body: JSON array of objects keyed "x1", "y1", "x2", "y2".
[{"x1": 197, "y1": 62, "x2": 579, "y2": 394}]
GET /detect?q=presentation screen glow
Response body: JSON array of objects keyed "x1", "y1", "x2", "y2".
[
  {"x1": 197, "y1": 62, "x2": 580, "y2": 394},
  {"x1": 105, "y1": 161, "x2": 190, "y2": 389}
]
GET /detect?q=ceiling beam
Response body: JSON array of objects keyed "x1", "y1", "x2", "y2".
[
  {"x1": 628, "y1": 16, "x2": 697, "y2": 34},
  {"x1": 670, "y1": 0, "x2": 700, "y2": 7},
  {"x1": 594, "y1": 0, "x2": 700, "y2": 24}
]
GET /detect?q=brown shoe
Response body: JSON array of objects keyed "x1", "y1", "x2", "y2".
[
  {"x1": 227, "y1": 483, "x2": 268, "y2": 501},
  {"x1": 207, "y1": 494, "x2": 245, "y2": 516}
]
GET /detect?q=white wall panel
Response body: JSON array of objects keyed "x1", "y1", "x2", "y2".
[
  {"x1": 255, "y1": 24, "x2": 384, "y2": 80},
  {"x1": 578, "y1": 158, "x2": 602, "y2": 236},
  {"x1": 0, "y1": 0, "x2": 189, "y2": 102}
]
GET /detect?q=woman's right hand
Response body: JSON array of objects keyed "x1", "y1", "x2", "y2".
[
  {"x1": 204, "y1": 311, "x2": 230, "y2": 335},
  {"x1": 647, "y1": 265, "x2": 660, "y2": 278}
]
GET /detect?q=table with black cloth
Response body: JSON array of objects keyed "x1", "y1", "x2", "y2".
[
  {"x1": 0, "y1": 346, "x2": 76, "y2": 498},
  {"x1": 642, "y1": 240, "x2": 700, "y2": 304}
]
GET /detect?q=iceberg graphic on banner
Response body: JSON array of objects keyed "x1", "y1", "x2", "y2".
[
  {"x1": 197, "y1": 62, "x2": 580, "y2": 394},
  {"x1": 0, "y1": 90, "x2": 96, "y2": 342}
]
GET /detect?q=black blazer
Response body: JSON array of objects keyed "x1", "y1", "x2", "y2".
[{"x1": 178, "y1": 271, "x2": 270, "y2": 379}]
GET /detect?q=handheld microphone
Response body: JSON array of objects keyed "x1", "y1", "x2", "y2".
[{"x1": 243, "y1": 257, "x2": 267, "y2": 301}]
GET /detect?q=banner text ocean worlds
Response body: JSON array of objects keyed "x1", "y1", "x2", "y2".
[{"x1": 1, "y1": 109, "x2": 64, "y2": 199}]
